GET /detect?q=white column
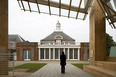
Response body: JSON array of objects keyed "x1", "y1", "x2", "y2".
[
  {"x1": 39, "y1": 48, "x2": 40, "y2": 60},
  {"x1": 78, "y1": 48, "x2": 80, "y2": 60},
  {"x1": 53, "y1": 48, "x2": 55, "y2": 60},
  {"x1": 58, "y1": 49, "x2": 60, "y2": 59},
  {"x1": 49, "y1": 48, "x2": 51, "y2": 60},
  {"x1": 73, "y1": 49, "x2": 74, "y2": 59},
  {"x1": 68, "y1": 48, "x2": 69, "y2": 60},
  {"x1": 64, "y1": 48, "x2": 65, "y2": 54}
]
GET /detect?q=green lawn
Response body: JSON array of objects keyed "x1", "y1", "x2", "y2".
[
  {"x1": 72, "y1": 63, "x2": 89, "y2": 69},
  {"x1": 9, "y1": 63, "x2": 47, "y2": 72}
]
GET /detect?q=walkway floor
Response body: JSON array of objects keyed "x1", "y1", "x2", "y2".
[{"x1": 29, "y1": 64, "x2": 95, "y2": 77}]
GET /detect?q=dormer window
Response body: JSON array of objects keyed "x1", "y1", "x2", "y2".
[{"x1": 56, "y1": 40, "x2": 61, "y2": 45}]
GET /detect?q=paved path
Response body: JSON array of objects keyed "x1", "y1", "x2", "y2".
[{"x1": 29, "y1": 64, "x2": 95, "y2": 77}]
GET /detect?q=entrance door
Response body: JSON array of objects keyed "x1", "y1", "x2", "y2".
[{"x1": 24, "y1": 50, "x2": 31, "y2": 60}]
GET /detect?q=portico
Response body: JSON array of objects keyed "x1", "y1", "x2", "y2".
[{"x1": 38, "y1": 46, "x2": 80, "y2": 60}]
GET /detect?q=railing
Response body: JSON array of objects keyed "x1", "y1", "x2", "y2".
[
  {"x1": 0, "y1": 52, "x2": 15, "y2": 75},
  {"x1": 38, "y1": 42, "x2": 80, "y2": 45}
]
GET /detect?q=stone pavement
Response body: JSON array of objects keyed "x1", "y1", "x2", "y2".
[
  {"x1": 29, "y1": 64, "x2": 95, "y2": 77},
  {"x1": 9, "y1": 61, "x2": 94, "y2": 77},
  {"x1": 9, "y1": 72, "x2": 32, "y2": 77}
]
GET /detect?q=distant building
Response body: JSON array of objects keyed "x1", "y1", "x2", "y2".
[
  {"x1": 16, "y1": 42, "x2": 38, "y2": 61},
  {"x1": 8, "y1": 35, "x2": 38, "y2": 61},
  {"x1": 8, "y1": 22, "x2": 89, "y2": 61},
  {"x1": 8, "y1": 35, "x2": 25, "y2": 51},
  {"x1": 8, "y1": 35, "x2": 25, "y2": 60},
  {"x1": 38, "y1": 21, "x2": 81, "y2": 60}
]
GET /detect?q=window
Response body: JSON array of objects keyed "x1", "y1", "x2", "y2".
[
  {"x1": 45, "y1": 48, "x2": 49, "y2": 59},
  {"x1": 24, "y1": 50, "x2": 31, "y2": 60},
  {"x1": 69, "y1": 49, "x2": 73, "y2": 59},
  {"x1": 54, "y1": 35, "x2": 63, "y2": 39},
  {"x1": 55, "y1": 48, "x2": 58, "y2": 59},
  {"x1": 11, "y1": 42, "x2": 15, "y2": 47},
  {"x1": 74, "y1": 49, "x2": 78, "y2": 59},
  {"x1": 56, "y1": 40, "x2": 61, "y2": 45},
  {"x1": 40, "y1": 48, "x2": 44, "y2": 59},
  {"x1": 51, "y1": 48, "x2": 53, "y2": 59}
]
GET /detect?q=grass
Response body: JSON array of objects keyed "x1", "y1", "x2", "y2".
[
  {"x1": 9, "y1": 63, "x2": 47, "y2": 72},
  {"x1": 72, "y1": 63, "x2": 89, "y2": 69}
]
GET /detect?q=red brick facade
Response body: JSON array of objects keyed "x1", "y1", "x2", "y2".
[{"x1": 16, "y1": 42, "x2": 38, "y2": 61}]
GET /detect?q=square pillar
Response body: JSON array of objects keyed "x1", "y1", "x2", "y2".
[
  {"x1": 53, "y1": 48, "x2": 55, "y2": 60},
  {"x1": 39, "y1": 48, "x2": 40, "y2": 60},
  {"x1": 0, "y1": 0, "x2": 8, "y2": 75},
  {"x1": 68, "y1": 48, "x2": 69, "y2": 60},
  {"x1": 78, "y1": 48, "x2": 80, "y2": 60},
  {"x1": 89, "y1": 0, "x2": 106, "y2": 65},
  {"x1": 73, "y1": 49, "x2": 74, "y2": 59}
]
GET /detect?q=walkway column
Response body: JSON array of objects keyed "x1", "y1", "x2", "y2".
[
  {"x1": 73, "y1": 49, "x2": 74, "y2": 59},
  {"x1": 89, "y1": 0, "x2": 106, "y2": 65},
  {"x1": 39, "y1": 48, "x2": 40, "y2": 60},
  {"x1": 78, "y1": 48, "x2": 80, "y2": 60},
  {"x1": 44, "y1": 48, "x2": 46, "y2": 59},
  {"x1": 0, "y1": 0, "x2": 8, "y2": 75},
  {"x1": 53, "y1": 48, "x2": 55, "y2": 60},
  {"x1": 68, "y1": 48, "x2": 69, "y2": 60},
  {"x1": 64, "y1": 48, "x2": 65, "y2": 54},
  {"x1": 58, "y1": 49, "x2": 60, "y2": 59}
]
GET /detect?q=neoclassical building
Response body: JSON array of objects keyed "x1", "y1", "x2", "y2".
[
  {"x1": 9, "y1": 22, "x2": 89, "y2": 61},
  {"x1": 38, "y1": 21, "x2": 81, "y2": 60}
]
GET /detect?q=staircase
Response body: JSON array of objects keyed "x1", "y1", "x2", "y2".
[{"x1": 83, "y1": 61, "x2": 116, "y2": 77}]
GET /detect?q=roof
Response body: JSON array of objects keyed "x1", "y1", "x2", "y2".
[
  {"x1": 17, "y1": 0, "x2": 93, "y2": 20},
  {"x1": 41, "y1": 31, "x2": 75, "y2": 41},
  {"x1": 8, "y1": 35, "x2": 25, "y2": 42}
]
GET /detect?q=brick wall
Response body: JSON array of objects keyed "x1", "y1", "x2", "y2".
[{"x1": 16, "y1": 42, "x2": 38, "y2": 61}]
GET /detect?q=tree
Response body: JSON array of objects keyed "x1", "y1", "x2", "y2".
[{"x1": 106, "y1": 33, "x2": 114, "y2": 56}]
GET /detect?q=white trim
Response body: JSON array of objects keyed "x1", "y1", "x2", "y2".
[{"x1": 38, "y1": 46, "x2": 80, "y2": 48}]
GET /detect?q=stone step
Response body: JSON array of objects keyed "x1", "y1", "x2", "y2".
[
  {"x1": 0, "y1": 75, "x2": 16, "y2": 77},
  {"x1": 95, "y1": 61, "x2": 116, "y2": 71},
  {"x1": 83, "y1": 65, "x2": 116, "y2": 77}
]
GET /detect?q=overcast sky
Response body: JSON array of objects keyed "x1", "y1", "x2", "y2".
[{"x1": 9, "y1": 0, "x2": 116, "y2": 43}]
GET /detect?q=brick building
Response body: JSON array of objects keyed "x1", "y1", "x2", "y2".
[
  {"x1": 8, "y1": 35, "x2": 25, "y2": 60},
  {"x1": 16, "y1": 42, "x2": 38, "y2": 61},
  {"x1": 38, "y1": 21, "x2": 81, "y2": 60},
  {"x1": 8, "y1": 22, "x2": 89, "y2": 61}
]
